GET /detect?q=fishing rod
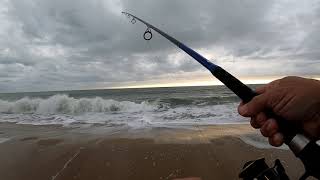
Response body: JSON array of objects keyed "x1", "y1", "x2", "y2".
[{"x1": 121, "y1": 11, "x2": 320, "y2": 179}]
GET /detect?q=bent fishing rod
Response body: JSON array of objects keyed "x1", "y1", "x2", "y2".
[{"x1": 121, "y1": 12, "x2": 319, "y2": 179}]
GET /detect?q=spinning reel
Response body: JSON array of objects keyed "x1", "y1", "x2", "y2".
[{"x1": 239, "y1": 158, "x2": 290, "y2": 180}]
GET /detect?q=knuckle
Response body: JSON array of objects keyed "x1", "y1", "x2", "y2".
[
  {"x1": 256, "y1": 112, "x2": 267, "y2": 124},
  {"x1": 269, "y1": 79, "x2": 281, "y2": 88},
  {"x1": 250, "y1": 95, "x2": 263, "y2": 107},
  {"x1": 249, "y1": 94, "x2": 268, "y2": 112},
  {"x1": 268, "y1": 137, "x2": 275, "y2": 146},
  {"x1": 282, "y1": 76, "x2": 298, "y2": 81},
  {"x1": 250, "y1": 118, "x2": 260, "y2": 129},
  {"x1": 260, "y1": 120, "x2": 275, "y2": 137},
  {"x1": 269, "y1": 137, "x2": 281, "y2": 147},
  {"x1": 270, "y1": 133, "x2": 284, "y2": 147},
  {"x1": 270, "y1": 89, "x2": 293, "y2": 115},
  {"x1": 267, "y1": 91, "x2": 283, "y2": 111},
  {"x1": 260, "y1": 127, "x2": 269, "y2": 137}
]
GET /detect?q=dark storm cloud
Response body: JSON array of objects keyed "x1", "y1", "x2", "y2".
[{"x1": 0, "y1": 0, "x2": 319, "y2": 92}]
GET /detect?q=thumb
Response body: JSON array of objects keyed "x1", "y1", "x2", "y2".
[{"x1": 238, "y1": 93, "x2": 270, "y2": 117}]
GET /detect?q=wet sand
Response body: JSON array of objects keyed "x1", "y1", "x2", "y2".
[{"x1": 0, "y1": 123, "x2": 306, "y2": 180}]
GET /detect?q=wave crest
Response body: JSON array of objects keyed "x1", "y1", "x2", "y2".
[{"x1": 0, "y1": 94, "x2": 155, "y2": 114}]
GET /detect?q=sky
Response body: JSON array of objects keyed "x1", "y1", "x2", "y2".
[{"x1": 0, "y1": 0, "x2": 319, "y2": 92}]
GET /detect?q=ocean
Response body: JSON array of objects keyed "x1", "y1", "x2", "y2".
[{"x1": 0, "y1": 85, "x2": 257, "y2": 128}]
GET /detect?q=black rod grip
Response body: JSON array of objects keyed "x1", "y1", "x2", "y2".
[
  {"x1": 211, "y1": 66, "x2": 256, "y2": 103},
  {"x1": 211, "y1": 66, "x2": 297, "y2": 143}
]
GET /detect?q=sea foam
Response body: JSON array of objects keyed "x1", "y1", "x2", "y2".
[
  {"x1": 0, "y1": 94, "x2": 155, "y2": 114},
  {"x1": 0, "y1": 94, "x2": 246, "y2": 127}
]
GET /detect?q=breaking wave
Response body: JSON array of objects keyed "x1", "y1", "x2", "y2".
[
  {"x1": 0, "y1": 94, "x2": 155, "y2": 114},
  {"x1": 0, "y1": 94, "x2": 246, "y2": 127}
]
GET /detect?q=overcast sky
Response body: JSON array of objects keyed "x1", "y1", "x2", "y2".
[{"x1": 0, "y1": 0, "x2": 319, "y2": 92}]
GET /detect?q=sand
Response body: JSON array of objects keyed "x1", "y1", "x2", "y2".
[{"x1": 0, "y1": 123, "x2": 307, "y2": 180}]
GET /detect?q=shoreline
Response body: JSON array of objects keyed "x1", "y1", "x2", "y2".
[{"x1": 0, "y1": 123, "x2": 305, "y2": 180}]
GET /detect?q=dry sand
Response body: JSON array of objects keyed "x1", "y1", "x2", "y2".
[{"x1": 0, "y1": 123, "x2": 307, "y2": 180}]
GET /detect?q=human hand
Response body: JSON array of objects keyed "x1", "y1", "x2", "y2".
[{"x1": 238, "y1": 76, "x2": 320, "y2": 146}]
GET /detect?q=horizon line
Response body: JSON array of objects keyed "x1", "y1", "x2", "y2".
[
  {"x1": 0, "y1": 83, "x2": 263, "y2": 94},
  {"x1": 1, "y1": 75, "x2": 319, "y2": 94}
]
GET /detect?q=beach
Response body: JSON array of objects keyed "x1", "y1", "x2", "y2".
[
  {"x1": 1, "y1": 0, "x2": 319, "y2": 179},
  {"x1": 0, "y1": 123, "x2": 305, "y2": 180},
  {"x1": 0, "y1": 86, "x2": 308, "y2": 179}
]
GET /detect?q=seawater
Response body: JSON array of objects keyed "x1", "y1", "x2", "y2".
[{"x1": 0, "y1": 85, "x2": 258, "y2": 128}]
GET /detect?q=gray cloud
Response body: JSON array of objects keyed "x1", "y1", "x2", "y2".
[{"x1": 0, "y1": 0, "x2": 319, "y2": 92}]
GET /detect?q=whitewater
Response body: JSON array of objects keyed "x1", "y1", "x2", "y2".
[{"x1": 0, "y1": 86, "x2": 249, "y2": 128}]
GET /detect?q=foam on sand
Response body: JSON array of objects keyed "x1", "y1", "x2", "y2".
[
  {"x1": 0, "y1": 138, "x2": 10, "y2": 144},
  {"x1": 240, "y1": 133, "x2": 289, "y2": 150}
]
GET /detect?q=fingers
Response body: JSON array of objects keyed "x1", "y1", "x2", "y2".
[
  {"x1": 237, "y1": 80, "x2": 285, "y2": 147},
  {"x1": 260, "y1": 119, "x2": 284, "y2": 147},
  {"x1": 250, "y1": 112, "x2": 267, "y2": 129},
  {"x1": 260, "y1": 118, "x2": 279, "y2": 137},
  {"x1": 238, "y1": 82, "x2": 278, "y2": 117},
  {"x1": 252, "y1": 117, "x2": 284, "y2": 147},
  {"x1": 269, "y1": 133, "x2": 284, "y2": 147}
]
